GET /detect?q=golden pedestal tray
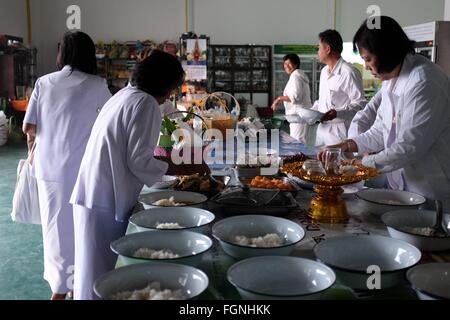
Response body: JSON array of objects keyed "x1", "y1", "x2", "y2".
[{"x1": 282, "y1": 162, "x2": 378, "y2": 224}]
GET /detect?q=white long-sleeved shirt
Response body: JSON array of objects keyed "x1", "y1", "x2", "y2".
[
  {"x1": 312, "y1": 58, "x2": 366, "y2": 145},
  {"x1": 24, "y1": 65, "x2": 111, "y2": 184},
  {"x1": 348, "y1": 90, "x2": 382, "y2": 138},
  {"x1": 353, "y1": 54, "x2": 450, "y2": 207},
  {"x1": 283, "y1": 69, "x2": 312, "y2": 115},
  {"x1": 70, "y1": 86, "x2": 168, "y2": 221}
]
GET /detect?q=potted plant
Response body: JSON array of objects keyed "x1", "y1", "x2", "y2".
[{"x1": 155, "y1": 113, "x2": 197, "y2": 157}]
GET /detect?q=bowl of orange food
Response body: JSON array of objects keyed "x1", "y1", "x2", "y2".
[
  {"x1": 247, "y1": 176, "x2": 300, "y2": 196},
  {"x1": 11, "y1": 99, "x2": 29, "y2": 112}
]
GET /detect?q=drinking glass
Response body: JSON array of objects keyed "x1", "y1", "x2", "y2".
[
  {"x1": 324, "y1": 148, "x2": 342, "y2": 175},
  {"x1": 302, "y1": 159, "x2": 326, "y2": 176}
]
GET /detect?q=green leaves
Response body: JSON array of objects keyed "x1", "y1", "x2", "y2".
[
  {"x1": 160, "y1": 112, "x2": 196, "y2": 135},
  {"x1": 182, "y1": 112, "x2": 194, "y2": 123},
  {"x1": 160, "y1": 116, "x2": 177, "y2": 135}
]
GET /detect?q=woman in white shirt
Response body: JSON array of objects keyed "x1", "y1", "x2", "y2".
[
  {"x1": 348, "y1": 90, "x2": 382, "y2": 138},
  {"x1": 22, "y1": 31, "x2": 111, "y2": 300},
  {"x1": 271, "y1": 54, "x2": 312, "y2": 143},
  {"x1": 319, "y1": 16, "x2": 450, "y2": 210},
  {"x1": 70, "y1": 51, "x2": 184, "y2": 300}
]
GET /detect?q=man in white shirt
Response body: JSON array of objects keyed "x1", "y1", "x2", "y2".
[{"x1": 312, "y1": 30, "x2": 366, "y2": 146}]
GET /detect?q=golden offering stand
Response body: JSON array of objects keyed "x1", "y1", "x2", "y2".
[{"x1": 282, "y1": 162, "x2": 378, "y2": 224}]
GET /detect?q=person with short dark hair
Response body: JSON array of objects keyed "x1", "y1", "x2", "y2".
[
  {"x1": 22, "y1": 31, "x2": 111, "y2": 300},
  {"x1": 271, "y1": 54, "x2": 312, "y2": 142},
  {"x1": 311, "y1": 29, "x2": 366, "y2": 146},
  {"x1": 319, "y1": 30, "x2": 344, "y2": 56},
  {"x1": 318, "y1": 16, "x2": 450, "y2": 210},
  {"x1": 70, "y1": 50, "x2": 184, "y2": 300}
]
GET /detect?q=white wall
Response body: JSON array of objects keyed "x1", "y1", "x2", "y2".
[
  {"x1": 31, "y1": 0, "x2": 186, "y2": 75},
  {"x1": 29, "y1": 0, "x2": 446, "y2": 75},
  {"x1": 338, "y1": 0, "x2": 445, "y2": 41},
  {"x1": 0, "y1": 0, "x2": 27, "y2": 41},
  {"x1": 445, "y1": 0, "x2": 450, "y2": 20},
  {"x1": 193, "y1": 0, "x2": 333, "y2": 45}
]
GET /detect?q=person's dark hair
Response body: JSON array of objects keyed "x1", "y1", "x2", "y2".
[
  {"x1": 353, "y1": 16, "x2": 415, "y2": 74},
  {"x1": 130, "y1": 50, "x2": 184, "y2": 98},
  {"x1": 57, "y1": 31, "x2": 97, "y2": 75},
  {"x1": 283, "y1": 54, "x2": 300, "y2": 69},
  {"x1": 319, "y1": 29, "x2": 343, "y2": 55}
]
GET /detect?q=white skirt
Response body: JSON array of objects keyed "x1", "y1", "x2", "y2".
[
  {"x1": 36, "y1": 179, "x2": 75, "y2": 294},
  {"x1": 73, "y1": 205, "x2": 128, "y2": 300}
]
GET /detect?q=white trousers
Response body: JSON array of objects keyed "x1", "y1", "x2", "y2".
[
  {"x1": 315, "y1": 122, "x2": 348, "y2": 147},
  {"x1": 73, "y1": 205, "x2": 128, "y2": 300},
  {"x1": 36, "y1": 180, "x2": 75, "y2": 294},
  {"x1": 289, "y1": 123, "x2": 307, "y2": 143}
]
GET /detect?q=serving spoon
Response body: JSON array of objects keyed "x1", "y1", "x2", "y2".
[{"x1": 432, "y1": 200, "x2": 448, "y2": 237}]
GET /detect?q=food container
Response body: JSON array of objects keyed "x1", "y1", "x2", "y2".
[
  {"x1": 381, "y1": 210, "x2": 450, "y2": 251},
  {"x1": 11, "y1": 100, "x2": 28, "y2": 112},
  {"x1": 139, "y1": 190, "x2": 208, "y2": 209},
  {"x1": 356, "y1": 189, "x2": 427, "y2": 216},
  {"x1": 407, "y1": 263, "x2": 450, "y2": 300},
  {"x1": 212, "y1": 215, "x2": 305, "y2": 260},
  {"x1": 209, "y1": 186, "x2": 298, "y2": 216},
  {"x1": 228, "y1": 256, "x2": 335, "y2": 300},
  {"x1": 111, "y1": 230, "x2": 213, "y2": 267},
  {"x1": 94, "y1": 263, "x2": 209, "y2": 300},
  {"x1": 314, "y1": 235, "x2": 421, "y2": 290},
  {"x1": 129, "y1": 207, "x2": 215, "y2": 235}
]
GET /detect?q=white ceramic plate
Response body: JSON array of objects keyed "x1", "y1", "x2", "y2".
[
  {"x1": 139, "y1": 190, "x2": 208, "y2": 209},
  {"x1": 129, "y1": 207, "x2": 215, "y2": 235},
  {"x1": 356, "y1": 189, "x2": 426, "y2": 216},
  {"x1": 94, "y1": 263, "x2": 209, "y2": 300},
  {"x1": 212, "y1": 215, "x2": 305, "y2": 260},
  {"x1": 296, "y1": 107, "x2": 324, "y2": 125},
  {"x1": 357, "y1": 189, "x2": 426, "y2": 206},
  {"x1": 314, "y1": 235, "x2": 422, "y2": 290},
  {"x1": 407, "y1": 263, "x2": 450, "y2": 300},
  {"x1": 227, "y1": 256, "x2": 335, "y2": 299},
  {"x1": 342, "y1": 186, "x2": 359, "y2": 195},
  {"x1": 314, "y1": 235, "x2": 421, "y2": 272},
  {"x1": 151, "y1": 175, "x2": 178, "y2": 189},
  {"x1": 381, "y1": 210, "x2": 450, "y2": 251},
  {"x1": 111, "y1": 230, "x2": 213, "y2": 267}
]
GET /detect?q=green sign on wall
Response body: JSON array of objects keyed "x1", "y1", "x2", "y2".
[{"x1": 274, "y1": 45, "x2": 318, "y2": 55}]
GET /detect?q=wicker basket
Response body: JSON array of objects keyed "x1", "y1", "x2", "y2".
[
  {"x1": 197, "y1": 92, "x2": 240, "y2": 139},
  {"x1": 203, "y1": 117, "x2": 235, "y2": 138}
]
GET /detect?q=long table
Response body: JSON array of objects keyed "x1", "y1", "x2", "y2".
[
  {"x1": 119, "y1": 189, "x2": 450, "y2": 300},
  {"x1": 116, "y1": 132, "x2": 450, "y2": 300}
]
